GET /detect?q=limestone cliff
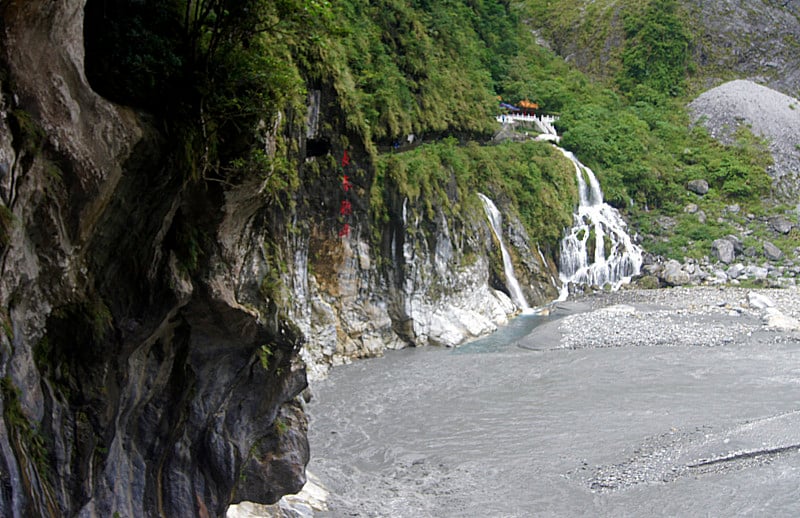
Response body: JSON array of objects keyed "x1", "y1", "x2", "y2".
[
  {"x1": 0, "y1": 0, "x2": 564, "y2": 516},
  {"x1": 289, "y1": 179, "x2": 560, "y2": 379},
  {"x1": 0, "y1": 1, "x2": 307, "y2": 516}
]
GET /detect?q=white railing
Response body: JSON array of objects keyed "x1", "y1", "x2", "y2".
[
  {"x1": 496, "y1": 113, "x2": 558, "y2": 124},
  {"x1": 496, "y1": 114, "x2": 558, "y2": 136}
]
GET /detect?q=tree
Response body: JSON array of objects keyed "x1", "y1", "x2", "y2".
[{"x1": 618, "y1": 0, "x2": 692, "y2": 97}]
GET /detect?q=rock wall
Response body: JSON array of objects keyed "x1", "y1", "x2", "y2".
[
  {"x1": 281, "y1": 91, "x2": 562, "y2": 380},
  {"x1": 684, "y1": 0, "x2": 800, "y2": 96},
  {"x1": 289, "y1": 202, "x2": 558, "y2": 380},
  {"x1": 0, "y1": 1, "x2": 308, "y2": 516}
]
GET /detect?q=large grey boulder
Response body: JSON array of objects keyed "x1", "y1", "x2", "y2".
[
  {"x1": 662, "y1": 260, "x2": 690, "y2": 286},
  {"x1": 712, "y1": 238, "x2": 736, "y2": 264},
  {"x1": 724, "y1": 235, "x2": 744, "y2": 255},
  {"x1": 763, "y1": 307, "x2": 800, "y2": 331},
  {"x1": 748, "y1": 291, "x2": 775, "y2": 309},
  {"x1": 746, "y1": 265, "x2": 769, "y2": 280},
  {"x1": 770, "y1": 216, "x2": 794, "y2": 234},
  {"x1": 642, "y1": 262, "x2": 664, "y2": 277},
  {"x1": 728, "y1": 263, "x2": 746, "y2": 279},
  {"x1": 764, "y1": 241, "x2": 784, "y2": 261},
  {"x1": 687, "y1": 179, "x2": 709, "y2": 195},
  {"x1": 713, "y1": 270, "x2": 728, "y2": 283}
]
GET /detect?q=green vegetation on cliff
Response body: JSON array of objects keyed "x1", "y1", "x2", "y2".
[
  {"x1": 84, "y1": 0, "x2": 581, "y2": 254},
  {"x1": 85, "y1": 0, "x2": 520, "y2": 159},
  {"x1": 84, "y1": 0, "x2": 777, "y2": 261},
  {"x1": 373, "y1": 139, "x2": 577, "y2": 249}
]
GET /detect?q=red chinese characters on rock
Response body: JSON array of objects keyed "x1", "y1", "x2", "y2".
[{"x1": 339, "y1": 150, "x2": 353, "y2": 238}]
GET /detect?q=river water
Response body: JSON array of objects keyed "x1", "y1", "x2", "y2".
[{"x1": 307, "y1": 307, "x2": 800, "y2": 517}]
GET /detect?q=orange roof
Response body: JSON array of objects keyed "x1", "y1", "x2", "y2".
[{"x1": 518, "y1": 99, "x2": 539, "y2": 109}]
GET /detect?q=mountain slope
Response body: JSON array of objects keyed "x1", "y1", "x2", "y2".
[{"x1": 524, "y1": 0, "x2": 800, "y2": 97}]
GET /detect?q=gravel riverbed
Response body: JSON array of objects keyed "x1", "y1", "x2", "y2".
[{"x1": 544, "y1": 286, "x2": 800, "y2": 350}]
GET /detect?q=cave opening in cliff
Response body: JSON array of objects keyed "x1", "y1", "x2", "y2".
[{"x1": 306, "y1": 138, "x2": 331, "y2": 158}]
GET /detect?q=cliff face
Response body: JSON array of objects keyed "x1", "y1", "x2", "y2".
[
  {"x1": 0, "y1": 1, "x2": 563, "y2": 516},
  {"x1": 290, "y1": 93, "x2": 561, "y2": 378},
  {"x1": 684, "y1": 0, "x2": 800, "y2": 96},
  {"x1": 289, "y1": 177, "x2": 559, "y2": 379},
  {"x1": 0, "y1": 1, "x2": 307, "y2": 516}
]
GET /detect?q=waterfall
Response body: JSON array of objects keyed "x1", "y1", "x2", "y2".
[
  {"x1": 557, "y1": 148, "x2": 643, "y2": 296},
  {"x1": 477, "y1": 193, "x2": 530, "y2": 311},
  {"x1": 492, "y1": 112, "x2": 642, "y2": 298}
]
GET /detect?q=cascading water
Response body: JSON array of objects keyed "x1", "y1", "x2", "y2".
[
  {"x1": 499, "y1": 112, "x2": 641, "y2": 298},
  {"x1": 477, "y1": 193, "x2": 530, "y2": 311},
  {"x1": 557, "y1": 148, "x2": 643, "y2": 296}
]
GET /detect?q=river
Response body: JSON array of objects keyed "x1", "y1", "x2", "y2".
[{"x1": 307, "y1": 300, "x2": 800, "y2": 517}]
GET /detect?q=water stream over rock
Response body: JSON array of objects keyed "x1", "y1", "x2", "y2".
[
  {"x1": 556, "y1": 147, "x2": 643, "y2": 294},
  {"x1": 477, "y1": 193, "x2": 530, "y2": 311},
  {"x1": 504, "y1": 116, "x2": 643, "y2": 295}
]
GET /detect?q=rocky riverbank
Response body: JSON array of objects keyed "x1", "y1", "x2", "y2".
[
  {"x1": 544, "y1": 286, "x2": 800, "y2": 351},
  {"x1": 633, "y1": 247, "x2": 800, "y2": 290}
]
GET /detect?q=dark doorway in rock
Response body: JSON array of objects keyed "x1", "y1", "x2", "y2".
[{"x1": 306, "y1": 138, "x2": 331, "y2": 158}]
